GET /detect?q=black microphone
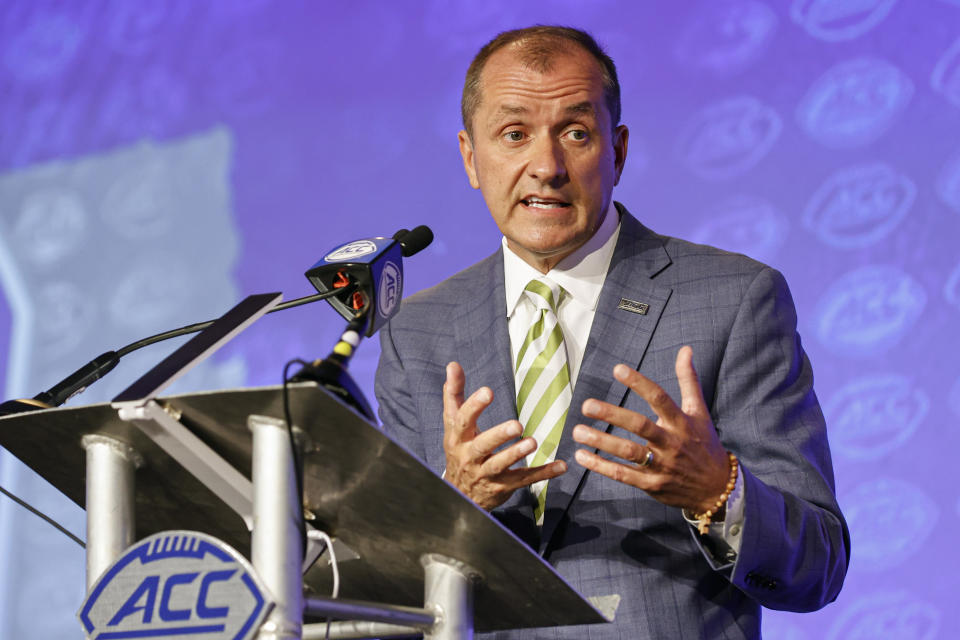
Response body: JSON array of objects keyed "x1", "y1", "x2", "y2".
[
  {"x1": 395, "y1": 225, "x2": 434, "y2": 257},
  {"x1": 304, "y1": 225, "x2": 433, "y2": 337}
]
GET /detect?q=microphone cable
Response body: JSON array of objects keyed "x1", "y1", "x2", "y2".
[
  {"x1": 116, "y1": 287, "x2": 355, "y2": 358},
  {"x1": 280, "y1": 310, "x2": 372, "y2": 560},
  {"x1": 0, "y1": 483, "x2": 85, "y2": 548}
]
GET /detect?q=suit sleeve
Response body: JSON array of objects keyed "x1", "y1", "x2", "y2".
[
  {"x1": 709, "y1": 266, "x2": 849, "y2": 612},
  {"x1": 375, "y1": 313, "x2": 429, "y2": 464}
]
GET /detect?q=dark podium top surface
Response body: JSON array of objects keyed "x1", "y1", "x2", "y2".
[{"x1": 0, "y1": 384, "x2": 608, "y2": 632}]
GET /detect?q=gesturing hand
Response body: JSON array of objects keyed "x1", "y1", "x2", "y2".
[
  {"x1": 572, "y1": 346, "x2": 731, "y2": 514},
  {"x1": 443, "y1": 361, "x2": 567, "y2": 510}
]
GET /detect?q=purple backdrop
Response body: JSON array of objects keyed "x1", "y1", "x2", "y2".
[{"x1": 1, "y1": 1, "x2": 958, "y2": 637}]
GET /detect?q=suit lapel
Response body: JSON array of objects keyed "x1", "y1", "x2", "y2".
[
  {"x1": 539, "y1": 209, "x2": 674, "y2": 554},
  {"x1": 450, "y1": 251, "x2": 540, "y2": 542},
  {"x1": 451, "y1": 251, "x2": 518, "y2": 429}
]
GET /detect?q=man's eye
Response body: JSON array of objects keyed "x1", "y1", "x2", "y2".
[
  {"x1": 504, "y1": 131, "x2": 524, "y2": 142},
  {"x1": 567, "y1": 129, "x2": 588, "y2": 141}
]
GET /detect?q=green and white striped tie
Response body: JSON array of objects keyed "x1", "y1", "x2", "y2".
[{"x1": 515, "y1": 277, "x2": 572, "y2": 524}]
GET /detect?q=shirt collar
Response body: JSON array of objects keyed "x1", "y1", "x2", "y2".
[{"x1": 503, "y1": 202, "x2": 622, "y2": 317}]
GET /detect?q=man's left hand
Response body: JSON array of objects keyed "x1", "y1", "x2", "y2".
[{"x1": 572, "y1": 346, "x2": 731, "y2": 514}]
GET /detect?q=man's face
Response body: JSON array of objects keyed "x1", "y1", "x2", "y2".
[{"x1": 458, "y1": 44, "x2": 628, "y2": 272}]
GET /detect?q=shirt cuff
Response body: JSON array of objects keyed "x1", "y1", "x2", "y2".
[{"x1": 682, "y1": 470, "x2": 745, "y2": 558}]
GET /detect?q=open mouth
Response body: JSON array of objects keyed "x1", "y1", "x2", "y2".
[{"x1": 521, "y1": 196, "x2": 571, "y2": 210}]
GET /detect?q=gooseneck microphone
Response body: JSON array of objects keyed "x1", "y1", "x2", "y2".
[
  {"x1": 290, "y1": 226, "x2": 434, "y2": 418},
  {"x1": 304, "y1": 225, "x2": 433, "y2": 337},
  {"x1": 0, "y1": 288, "x2": 354, "y2": 417},
  {"x1": 0, "y1": 225, "x2": 433, "y2": 417}
]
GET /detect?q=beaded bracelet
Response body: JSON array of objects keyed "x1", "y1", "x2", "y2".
[{"x1": 693, "y1": 451, "x2": 739, "y2": 535}]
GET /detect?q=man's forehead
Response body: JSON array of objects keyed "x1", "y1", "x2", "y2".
[
  {"x1": 483, "y1": 42, "x2": 601, "y2": 81},
  {"x1": 493, "y1": 101, "x2": 597, "y2": 116},
  {"x1": 479, "y1": 49, "x2": 605, "y2": 106}
]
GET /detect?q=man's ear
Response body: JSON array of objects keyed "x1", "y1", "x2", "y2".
[
  {"x1": 612, "y1": 124, "x2": 629, "y2": 186},
  {"x1": 458, "y1": 130, "x2": 481, "y2": 189}
]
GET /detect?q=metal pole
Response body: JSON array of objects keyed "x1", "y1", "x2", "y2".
[
  {"x1": 303, "y1": 621, "x2": 421, "y2": 639},
  {"x1": 421, "y1": 553, "x2": 481, "y2": 640},
  {"x1": 82, "y1": 434, "x2": 141, "y2": 590},
  {"x1": 250, "y1": 414, "x2": 304, "y2": 639},
  {"x1": 303, "y1": 595, "x2": 436, "y2": 628}
]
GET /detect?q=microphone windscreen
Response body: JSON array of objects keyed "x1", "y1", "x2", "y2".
[{"x1": 396, "y1": 225, "x2": 434, "y2": 257}]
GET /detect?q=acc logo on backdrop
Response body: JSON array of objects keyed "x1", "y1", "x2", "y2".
[
  {"x1": 3, "y1": 7, "x2": 87, "y2": 82},
  {"x1": 827, "y1": 591, "x2": 940, "y2": 640},
  {"x1": 676, "y1": 96, "x2": 781, "y2": 181},
  {"x1": 931, "y1": 37, "x2": 960, "y2": 109},
  {"x1": 802, "y1": 163, "x2": 915, "y2": 248},
  {"x1": 691, "y1": 195, "x2": 788, "y2": 262},
  {"x1": 325, "y1": 240, "x2": 377, "y2": 261},
  {"x1": 936, "y1": 147, "x2": 960, "y2": 213},
  {"x1": 813, "y1": 265, "x2": 925, "y2": 356},
  {"x1": 673, "y1": 1, "x2": 778, "y2": 76},
  {"x1": 34, "y1": 282, "x2": 97, "y2": 359},
  {"x1": 824, "y1": 374, "x2": 929, "y2": 460},
  {"x1": 796, "y1": 58, "x2": 913, "y2": 148},
  {"x1": 843, "y1": 477, "x2": 938, "y2": 571},
  {"x1": 79, "y1": 531, "x2": 270, "y2": 640},
  {"x1": 105, "y1": 2, "x2": 192, "y2": 56},
  {"x1": 101, "y1": 157, "x2": 177, "y2": 238},
  {"x1": 790, "y1": 0, "x2": 898, "y2": 42},
  {"x1": 109, "y1": 259, "x2": 193, "y2": 331},
  {"x1": 13, "y1": 187, "x2": 88, "y2": 265}
]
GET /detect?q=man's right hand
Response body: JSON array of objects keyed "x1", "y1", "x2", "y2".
[{"x1": 442, "y1": 361, "x2": 567, "y2": 510}]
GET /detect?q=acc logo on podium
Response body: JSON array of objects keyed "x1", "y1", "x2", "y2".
[{"x1": 79, "y1": 531, "x2": 272, "y2": 640}]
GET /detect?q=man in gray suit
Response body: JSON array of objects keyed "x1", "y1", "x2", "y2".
[{"x1": 376, "y1": 26, "x2": 848, "y2": 638}]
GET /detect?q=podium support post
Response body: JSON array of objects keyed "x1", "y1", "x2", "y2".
[
  {"x1": 81, "y1": 434, "x2": 142, "y2": 589},
  {"x1": 250, "y1": 414, "x2": 304, "y2": 639},
  {"x1": 422, "y1": 554, "x2": 480, "y2": 640}
]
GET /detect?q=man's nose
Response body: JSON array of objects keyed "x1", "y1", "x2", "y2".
[{"x1": 527, "y1": 137, "x2": 567, "y2": 183}]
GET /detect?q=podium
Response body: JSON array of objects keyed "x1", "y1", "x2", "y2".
[{"x1": 0, "y1": 298, "x2": 613, "y2": 638}]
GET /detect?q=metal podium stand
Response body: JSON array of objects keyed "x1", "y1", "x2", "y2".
[{"x1": 0, "y1": 299, "x2": 612, "y2": 638}]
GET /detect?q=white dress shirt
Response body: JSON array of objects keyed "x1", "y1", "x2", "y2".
[{"x1": 501, "y1": 203, "x2": 745, "y2": 558}]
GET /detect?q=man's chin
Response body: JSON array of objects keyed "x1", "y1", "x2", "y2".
[{"x1": 506, "y1": 234, "x2": 589, "y2": 268}]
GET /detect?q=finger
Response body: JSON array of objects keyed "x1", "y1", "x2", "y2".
[
  {"x1": 458, "y1": 386, "x2": 493, "y2": 429},
  {"x1": 574, "y1": 448, "x2": 648, "y2": 488},
  {"x1": 470, "y1": 420, "x2": 524, "y2": 459},
  {"x1": 572, "y1": 424, "x2": 652, "y2": 464},
  {"x1": 443, "y1": 363, "x2": 493, "y2": 444},
  {"x1": 613, "y1": 364, "x2": 686, "y2": 427},
  {"x1": 580, "y1": 398, "x2": 670, "y2": 447},
  {"x1": 442, "y1": 361, "x2": 465, "y2": 421},
  {"x1": 497, "y1": 459, "x2": 568, "y2": 489},
  {"x1": 480, "y1": 435, "x2": 537, "y2": 475},
  {"x1": 675, "y1": 346, "x2": 709, "y2": 418}
]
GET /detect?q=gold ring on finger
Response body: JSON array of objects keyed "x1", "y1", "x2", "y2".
[{"x1": 638, "y1": 449, "x2": 654, "y2": 468}]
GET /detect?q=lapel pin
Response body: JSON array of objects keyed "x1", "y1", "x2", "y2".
[{"x1": 617, "y1": 298, "x2": 649, "y2": 315}]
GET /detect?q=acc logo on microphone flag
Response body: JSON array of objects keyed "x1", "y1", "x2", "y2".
[
  {"x1": 325, "y1": 239, "x2": 378, "y2": 261},
  {"x1": 378, "y1": 260, "x2": 402, "y2": 318},
  {"x1": 78, "y1": 531, "x2": 272, "y2": 640}
]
